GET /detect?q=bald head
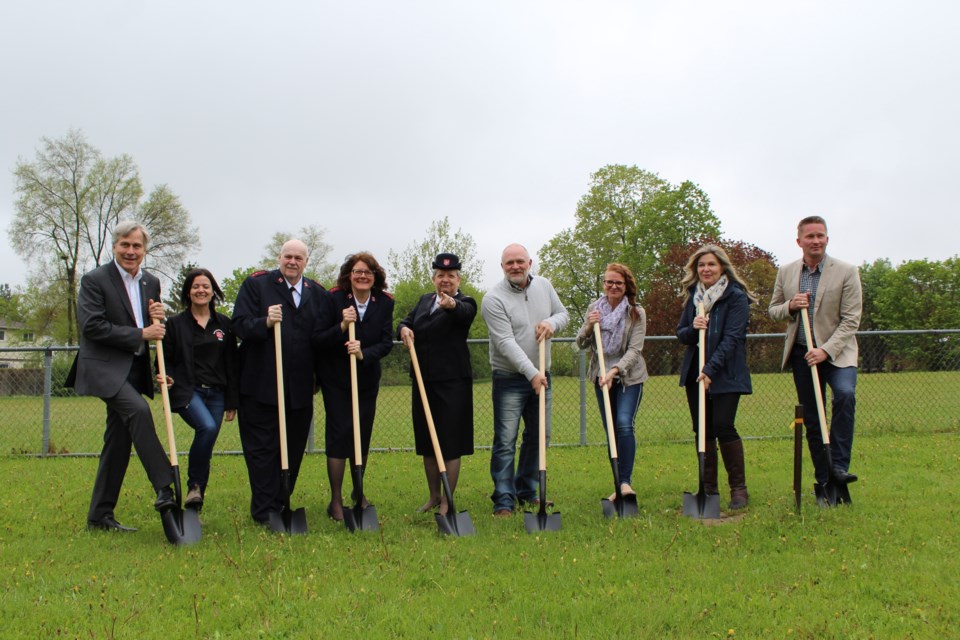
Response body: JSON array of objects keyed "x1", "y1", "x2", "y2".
[
  {"x1": 501, "y1": 243, "x2": 533, "y2": 288},
  {"x1": 278, "y1": 238, "x2": 309, "y2": 284}
]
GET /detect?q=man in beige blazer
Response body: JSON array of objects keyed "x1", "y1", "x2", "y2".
[{"x1": 769, "y1": 216, "x2": 862, "y2": 489}]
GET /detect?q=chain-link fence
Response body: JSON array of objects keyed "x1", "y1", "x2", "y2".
[{"x1": 2, "y1": 330, "x2": 958, "y2": 457}]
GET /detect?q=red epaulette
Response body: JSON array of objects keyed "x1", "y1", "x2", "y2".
[
  {"x1": 328, "y1": 286, "x2": 343, "y2": 293},
  {"x1": 380, "y1": 290, "x2": 394, "y2": 300},
  {"x1": 250, "y1": 270, "x2": 268, "y2": 278}
]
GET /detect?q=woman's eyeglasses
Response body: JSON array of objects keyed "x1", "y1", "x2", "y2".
[
  {"x1": 352, "y1": 269, "x2": 374, "y2": 277},
  {"x1": 603, "y1": 279, "x2": 625, "y2": 288}
]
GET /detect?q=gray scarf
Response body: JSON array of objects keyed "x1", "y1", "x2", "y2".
[
  {"x1": 596, "y1": 296, "x2": 629, "y2": 355},
  {"x1": 694, "y1": 275, "x2": 729, "y2": 313}
]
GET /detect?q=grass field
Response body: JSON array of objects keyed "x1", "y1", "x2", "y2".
[
  {"x1": 2, "y1": 432, "x2": 958, "y2": 638},
  {"x1": 2, "y1": 370, "x2": 959, "y2": 457}
]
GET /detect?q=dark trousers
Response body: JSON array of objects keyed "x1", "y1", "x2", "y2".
[
  {"x1": 789, "y1": 344, "x2": 858, "y2": 482},
  {"x1": 88, "y1": 381, "x2": 173, "y2": 522},
  {"x1": 238, "y1": 395, "x2": 313, "y2": 523},
  {"x1": 684, "y1": 384, "x2": 742, "y2": 444}
]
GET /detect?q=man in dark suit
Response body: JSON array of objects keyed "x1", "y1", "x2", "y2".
[
  {"x1": 232, "y1": 239, "x2": 326, "y2": 525},
  {"x1": 69, "y1": 221, "x2": 176, "y2": 532}
]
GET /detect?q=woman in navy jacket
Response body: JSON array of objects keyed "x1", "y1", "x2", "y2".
[
  {"x1": 160, "y1": 268, "x2": 239, "y2": 509},
  {"x1": 316, "y1": 252, "x2": 394, "y2": 521},
  {"x1": 676, "y1": 244, "x2": 756, "y2": 509}
]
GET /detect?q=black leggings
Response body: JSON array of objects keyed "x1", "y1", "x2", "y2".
[{"x1": 684, "y1": 383, "x2": 742, "y2": 444}]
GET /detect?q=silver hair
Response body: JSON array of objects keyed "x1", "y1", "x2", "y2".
[{"x1": 112, "y1": 221, "x2": 149, "y2": 249}]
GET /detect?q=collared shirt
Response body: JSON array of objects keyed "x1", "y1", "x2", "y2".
[
  {"x1": 796, "y1": 258, "x2": 824, "y2": 346},
  {"x1": 355, "y1": 298, "x2": 368, "y2": 321},
  {"x1": 287, "y1": 277, "x2": 303, "y2": 308},
  {"x1": 114, "y1": 259, "x2": 144, "y2": 328},
  {"x1": 190, "y1": 313, "x2": 230, "y2": 389}
]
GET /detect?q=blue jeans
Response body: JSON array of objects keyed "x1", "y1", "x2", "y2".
[
  {"x1": 790, "y1": 344, "x2": 857, "y2": 482},
  {"x1": 490, "y1": 370, "x2": 551, "y2": 511},
  {"x1": 593, "y1": 381, "x2": 643, "y2": 485},
  {"x1": 175, "y1": 387, "x2": 226, "y2": 493}
]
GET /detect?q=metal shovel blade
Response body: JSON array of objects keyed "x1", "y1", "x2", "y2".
[
  {"x1": 436, "y1": 510, "x2": 476, "y2": 537},
  {"x1": 682, "y1": 490, "x2": 721, "y2": 519},
  {"x1": 435, "y1": 474, "x2": 475, "y2": 536},
  {"x1": 601, "y1": 494, "x2": 640, "y2": 519},
  {"x1": 343, "y1": 504, "x2": 379, "y2": 532},
  {"x1": 160, "y1": 506, "x2": 202, "y2": 545},
  {"x1": 524, "y1": 508, "x2": 562, "y2": 533},
  {"x1": 814, "y1": 482, "x2": 852, "y2": 508},
  {"x1": 268, "y1": 506, "x2": 308, "y2": 535}
]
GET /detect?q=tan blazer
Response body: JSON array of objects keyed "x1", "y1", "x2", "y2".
[{"x1": 769, "y1": 255, "x2": 862, "y2": 369}]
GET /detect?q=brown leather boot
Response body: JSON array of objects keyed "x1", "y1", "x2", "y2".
[
  {"x1": 720, "y1": 439, "x2": 748, "y2": 509},
  {"x1": 704, "y1": 439, "x2": 719, "y2": 495}
]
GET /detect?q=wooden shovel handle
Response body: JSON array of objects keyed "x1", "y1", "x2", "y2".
[
  {"x1": 538, "y1": 337, "x2": 547, "y2": 472},
  {"x1": 153, "y1": 319, "x2": 178, "y2": 466},
  {"x1": 407, "y1": 342, "x2": 447, "y2": 473},
  {"x1": 799, "y1": 308, "x2": 831, "y2": 445},
  {"x1": 697, "y1": 303, "x2": 707, "y2": 454},
  {"x1": 273, "y1": 322, "x2": 290, "y2": 470},
  {"x1": 592, "y1": 323, "x2": 618, "y2": 459},
  {"x1": 348, "y1": 322, "x2": 363, "y2": 464}
]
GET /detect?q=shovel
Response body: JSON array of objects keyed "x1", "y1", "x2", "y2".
[
  {"x1": 343, "y1": 321, "x2": 379, "y2": 532},
  {"x1": 154, "y1": 320, "x2": 202, "y2": 545},
  {"x1": 267, "y1": 321, "x2": 308, "y2": 534},
  {"x1": 594, "y1": 324, "x2": 638, "y2": 519},
  {"x1": 683, "y1": 303, "x2": 722, "y2": 519},
  {"x1": 524, "y1": 337, "x2": 562, "y2": 533},
  {"x1": 800, "y1": 308, "x2": 852, "y2": 507},
  {"x1": 407, "y1": 341, "x2": 475, "y2": 536}
]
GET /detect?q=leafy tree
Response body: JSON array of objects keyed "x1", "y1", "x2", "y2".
[
  {"x1": 539, "y1": 165, "x2": 722, "y2": 325},
  {"x1": 220, "y1": 265, "x2": 259, "y2": 314},
  {"x1": 387, "y1": 216, "x2": 484, "y2": 291},
  {"x1": 260, "y1": 224, "x2": 336, "y2": 285},
  {"x1": 164, "y1": 262, "x2": 200, "y2": 315},
  {"x1": 8, "y1": 129, "x2": 199, "y2": 343}
]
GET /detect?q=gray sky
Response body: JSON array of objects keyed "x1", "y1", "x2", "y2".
[{"x1": 2, "y1": 1, "x2": 956, "y2": 294}]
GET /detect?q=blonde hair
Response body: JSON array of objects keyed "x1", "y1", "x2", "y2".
[{"x1": 680, "y1": 244, "x2": 758, "y2": 304}]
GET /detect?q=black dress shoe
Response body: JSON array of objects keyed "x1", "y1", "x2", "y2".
[
  {"x1": 154, "y1": 486, "x2": 176, "y2": 512},
  {"x1": 833, "y1": 470, "x2": 858, "y2": 484},
  {"x1": 87, "y1": 516, "x2": 137, "y2": 532}
]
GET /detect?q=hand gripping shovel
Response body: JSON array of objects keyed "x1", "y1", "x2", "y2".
[
  {"x1": 800, "y1": 308, "x2": 852, "y2": 507},
  {"x1": 524, "y1": 338, "x2": 562, "y2": 533},
  {"x1": 683, "y1": 304, "x2": 722, "y2": 519},
  {"x1": 343, "y1": 321, "x2": 379, "y2": 532},
  {"x1": 594, "y1": 324, "x2": 638, "y2": 519},
  {"x1": 154, "y1": 321, "x2": 202, "y2": 545},
  {"x1": 267, "y1": 322, "x2": 308, "y2": 534},
  {"x1": 407, "y1": 341, "x2": 475, "y2": 536}
]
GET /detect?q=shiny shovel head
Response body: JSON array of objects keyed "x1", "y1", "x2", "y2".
[
  {"x1": 601, "y1": 493, "x2": 639, "y2": 519},
  {"x1": 436, "y1": 510, "x2": 476, "y2": 537},
  {"x1": 160, "y1": 506, "x2": 202, "y2": 545},
  {"x1": 268, "y1": 506, "x2": 308, "y2": 535},
  {"x1": 343, "y1": 504, "x2": 379, "y2": 533},
  {"x1": 682, "y1": 491, "x2": 721, "y2": 520}
]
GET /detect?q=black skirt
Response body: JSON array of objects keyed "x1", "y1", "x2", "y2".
[{"x1": 411, "y1": 377, "x2": 474, "y2": 458}]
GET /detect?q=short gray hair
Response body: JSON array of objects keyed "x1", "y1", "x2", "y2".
[{"x1": 113, "y1": 221, "x2": 149, "y2": 249}]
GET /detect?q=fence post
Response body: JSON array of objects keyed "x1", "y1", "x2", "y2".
[
  {"x1": 42, "y1": 349, "x2": 53, "y2": 457},
  {"x1": 579, "y1": 349, "x2": 587, "y2": 445}
]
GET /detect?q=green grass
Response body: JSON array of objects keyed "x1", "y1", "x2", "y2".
[
  {"x1": 2, "y1": 433, "x2": 958, "y2": 638},
  {"x1": 3, "y1": 370, "x2": 959, "y2": 456}
]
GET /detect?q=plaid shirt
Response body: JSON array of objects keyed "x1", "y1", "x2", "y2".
[{"x1": 796, "y1": 259, "x2": 824, "y2": 346}]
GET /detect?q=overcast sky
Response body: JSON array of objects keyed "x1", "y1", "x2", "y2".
[{"x1": 1, "y1": 1, "x2": 956, "y2": 294}]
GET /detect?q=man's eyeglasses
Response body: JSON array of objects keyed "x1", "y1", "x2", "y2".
[
  {"x1": 352, "y1": 269, "x2": 374, "y2": 277},
  {"x1": 603, "y1": 279, "x2": 625, "y2": 288}
]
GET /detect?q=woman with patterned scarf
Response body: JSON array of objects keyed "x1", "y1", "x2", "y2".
[
  {"x1": 577, "y1": 263, "x2": 648, "y2": 500},
  {"x1": 676, "y1": 245, "x2": 757, "y2": 510}
]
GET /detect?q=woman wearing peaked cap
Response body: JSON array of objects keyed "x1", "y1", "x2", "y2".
[
  {"x1": 316, "y1": 252, "x2": 394, "y2": 521},
  {"x1": 397, "y1": 253, "x2": 477, "y2": 515}
]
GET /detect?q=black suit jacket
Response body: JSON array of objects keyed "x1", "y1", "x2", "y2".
[
  {"x1": 67, "y1": 261, "x2": 160, "y2": 398},
  {"x1": 396, "y1": 291, "x2": 476, "y2": 381},
  {"x1": 231, "y1": 270, "x2": 326, "y2": 410},
  {"x1": 316, "y1": 287, "x2": 394, "y2": 391}
]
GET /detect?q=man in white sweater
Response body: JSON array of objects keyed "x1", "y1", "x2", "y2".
[{"x1": 481, "y1": 243, "x2": 569, "y2": 516}]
